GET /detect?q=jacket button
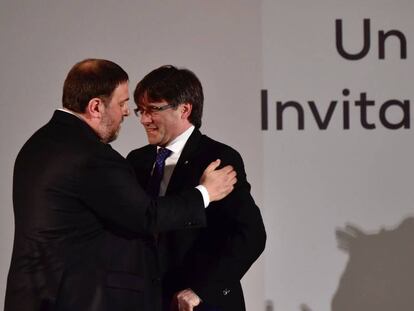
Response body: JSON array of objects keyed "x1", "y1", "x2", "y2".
[{"x1": 222, "y1": 288, "x2": 230, "y2": 295}]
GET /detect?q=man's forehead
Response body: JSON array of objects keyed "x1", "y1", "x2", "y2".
[
  {"x1": 114, "y1": 82, "x2": 129, "y2": 99},
  {"x1": 139, "y1": 100, "x2": 167, "y2": 107}
]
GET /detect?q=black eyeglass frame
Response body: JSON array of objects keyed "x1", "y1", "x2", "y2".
[{"x1": 133, "y1": 103, "x2": 175, "y2": 117}]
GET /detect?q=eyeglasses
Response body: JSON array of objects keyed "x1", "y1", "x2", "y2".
[{"x1": 133, "y1": 103, "x2": 174, "y2": 117}]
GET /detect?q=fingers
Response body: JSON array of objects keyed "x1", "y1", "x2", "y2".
[
  {"x1": 200, "y1": 160, "x2": 238, "y2": 202},
  {"x1": 204, "y1": 162, "x2": 235, "y2": 178},
  {"x1": 227, "y1": 170, "x2": 237, "y2": 182},
  {"x1": 222, "y1": 184, "x2": 234, "y2": 197},
  {"x1": 204, "y1": 161, "x2": 235, "y2": 175},
  {"x1": 204, "y1": 159, "x2": 221, "y2": 173},
  {"x1": 218, "y1": 164, "x2": 233, "y2": 174},
  {"x1": 175, "y1": 289, "x2": 201, "y2": 311},
  {"x1": 222, "y1": 169, "x2": 237, "y2": 188},
  {"x1": 215, "y1": 165, "x2": 236, "y2": 185}
]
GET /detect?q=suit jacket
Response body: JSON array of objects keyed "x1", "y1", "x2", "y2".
[
  {"x1": 127, "y1": 129, "x2": 266, "y2": 311},
  {"x1": 5, "y1": 110, "x2": 206, "y2": 311}
]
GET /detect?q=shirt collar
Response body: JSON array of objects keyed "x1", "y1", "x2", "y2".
[
  {"x1": 158, "y1": 125, "x2": 195, "y2": 155},
  {"x1": 57, "y1": 108, "x2": 84, "y2": 121}
]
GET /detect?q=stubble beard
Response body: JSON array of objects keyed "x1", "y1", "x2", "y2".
[{"x1": 100, "y1": 115, "x2": 121, "y2": 144}]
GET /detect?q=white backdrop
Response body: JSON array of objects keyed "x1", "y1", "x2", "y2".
[
  {"x1": 0, "y1": 1, "x2": 264, "y2": 309},
  {"x1": 262, "y1": 0, "x2": 414, "y2": 310},
  {"x1": 2, "y1": 1, "x2": 414, "y2": 310}
]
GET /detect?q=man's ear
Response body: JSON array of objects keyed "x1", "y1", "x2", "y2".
[
  {"x1": 181, "y1": 103, "x2": 192, "y2": 120},
  {"x1": 85, "y1": 97, "x2": 104, "y2": 119}
]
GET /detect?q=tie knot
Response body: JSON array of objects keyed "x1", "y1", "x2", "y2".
[{"x1": 156, "y1": 147, "x2": 172, "y2": 163}]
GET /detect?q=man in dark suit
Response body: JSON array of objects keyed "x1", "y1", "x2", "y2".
[
  {"x1": 127, "y1": 66, "x2": 266, "y2": 311},
  {"x1": 5, "y1": 59, "x2": 237, "y2": 311}
]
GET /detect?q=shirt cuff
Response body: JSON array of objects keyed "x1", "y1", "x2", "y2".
[{"x1": 195, "y1": 185, "x2": 210, "y2": 208}]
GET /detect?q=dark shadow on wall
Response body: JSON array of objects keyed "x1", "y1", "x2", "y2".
[
  {"x1": 332, "y1": 217, "x2": 414, "y2": 310},
  {"x1": 300, "y1": 217, "x2": 414, "y2": 311}
]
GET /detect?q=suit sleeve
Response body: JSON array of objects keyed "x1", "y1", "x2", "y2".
[
  {"x1": 187, "y1": 148, "x2": 266, "y2": 306},
  {"x1": 79, "y1": 145, "x2": 206, "y2": 234}
]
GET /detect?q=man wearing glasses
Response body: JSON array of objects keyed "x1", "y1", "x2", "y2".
[
  {"x1": 5, "y1": 59, "x2": 237, "y2": 311},
  {"x1": 127, "y1": 65, "x2": 266, "y2": 311}
]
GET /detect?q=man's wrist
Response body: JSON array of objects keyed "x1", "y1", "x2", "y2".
[{"x1": 195, "y1": 185, "x2": 210, "y2": 208}]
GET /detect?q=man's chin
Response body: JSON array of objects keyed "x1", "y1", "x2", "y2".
[
  {"x1": 146, "y1": 134, "x2": 160, "y2": 145},
  {"x1": 106, "y1": 128, "x2": 121, "y2": 143}
]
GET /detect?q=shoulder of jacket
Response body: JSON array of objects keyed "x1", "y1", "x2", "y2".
[
  {"x1": 127, "y1": 144, "x2": 154, "y2": 159},
  {"x1": 200, "y1": 134, "x2": 240, "y2": 157}
]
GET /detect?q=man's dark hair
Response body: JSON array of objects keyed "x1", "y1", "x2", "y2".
[
  {"x1": 62, "y1": 59, "x2": 129, "y2": 113},
  {"x1": 134, "y1": 65, "x2": 204, "y2": 128}
]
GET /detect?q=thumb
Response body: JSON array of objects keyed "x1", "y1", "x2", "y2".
[{"x1": 204, "y1": 159, "x2": 221, "y2": 173}]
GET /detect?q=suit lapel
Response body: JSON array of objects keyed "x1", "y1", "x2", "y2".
[
  {"x1": 139, "y1": 146, "x2": 158, "y2": 187},
  {"x1": 166, "y1": 129, "x2": 203, "y2": 195}
]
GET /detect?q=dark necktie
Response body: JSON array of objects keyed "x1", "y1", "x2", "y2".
[{"x1": 147, "y1": 147, "x2": 172, "y2": 197}]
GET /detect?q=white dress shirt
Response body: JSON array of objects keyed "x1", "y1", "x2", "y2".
[{"x1": 157, "y1": 126, "x2": 210, "y2": 207}]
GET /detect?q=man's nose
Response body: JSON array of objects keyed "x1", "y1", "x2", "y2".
[
  {"x1": 140, "y1": 111, "x2": 152, "y2": 124},
  {"x1": 123, "y1": 103, "x2": 130, "y2": 116}
]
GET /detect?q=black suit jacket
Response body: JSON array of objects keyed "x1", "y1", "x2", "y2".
[
  {"x1": 5, "y1": 111, "x2": 206, "y2": 311},
  {"x1": 127, "y1": 129, "x2": 266, "y2": 311}
]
